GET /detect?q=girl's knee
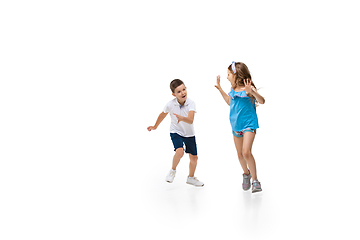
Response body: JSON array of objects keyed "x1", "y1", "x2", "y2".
[{"x1": 243, "y1": 150, "x2": 252, "y2": 159}]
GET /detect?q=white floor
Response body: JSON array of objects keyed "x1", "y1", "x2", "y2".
[
  {"x1": 2, "y1": 126, "x2": 359, "y2": 240},
  {"x1": 127, "y1": 134, "x2": 359, "y2": 240}
]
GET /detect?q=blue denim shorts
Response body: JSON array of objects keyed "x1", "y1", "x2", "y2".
[
  {"x1": 232, "y1": 129, "x2": 256, "y2": 138},
  {"x1": 170, "y1": 133, "x2": 197, "y2": 156}
]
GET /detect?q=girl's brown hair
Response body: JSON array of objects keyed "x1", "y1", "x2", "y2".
[
  {"x1": 228, "y1": 62, "x2": 256, "y2": 89},
  {"x1": 228, "y1": 62, "x2": 258, "y2": 103}
]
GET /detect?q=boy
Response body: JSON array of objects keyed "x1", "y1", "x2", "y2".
[{"x1": 147, "y1": 79, "x2": 204, "y2": 187}]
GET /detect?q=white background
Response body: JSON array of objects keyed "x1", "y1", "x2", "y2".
[{"x1": 1, "y1": 0, "x2": 359, "y2": 239}]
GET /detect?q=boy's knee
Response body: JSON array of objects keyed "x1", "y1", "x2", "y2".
[
  {"x1": 190, "y1": 155, "x2": 198, "y2": 162},
  {"x1": 175, "y1": 148, "x2": 184, "y2": 157}
]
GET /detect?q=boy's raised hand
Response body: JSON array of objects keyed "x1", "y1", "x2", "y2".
[{"x1": 215, "y1": 75, "x2": 221, "y2": 90}]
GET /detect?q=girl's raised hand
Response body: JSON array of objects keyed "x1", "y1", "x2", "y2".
[
  {"x1": 215, "y1": 75, "x2": 221, "y2": 90},
  {"x1": 243, "y1": 78, "x2": 253, "y2": 95}
]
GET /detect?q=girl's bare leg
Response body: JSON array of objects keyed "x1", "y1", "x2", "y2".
[
  {"x1": 233, "y1": 135, "x2": 250, "y2": 175},
  {"x1": 242, "y1": 131, "x2": 257, "y2": 180}
]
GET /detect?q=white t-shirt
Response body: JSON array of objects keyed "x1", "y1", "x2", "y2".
[{"x1": 163, "y1": 98, "x2": 196, "y2": 137}]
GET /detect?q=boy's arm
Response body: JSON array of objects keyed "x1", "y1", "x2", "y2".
[
  {"x1": 147, "y1": 112, "x2": 168, "y2": 131},
  {"x1": 173, "y1": 111, "x2": 195, "y2": 124},
  {"x1": 215, "y1": 75, "x2": 230, "y2": 106}
]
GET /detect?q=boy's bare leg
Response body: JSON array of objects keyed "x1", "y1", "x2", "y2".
[
  {"x1": 188, "y1": 154, "x2": 198, "y2": 177},
  {"x1": 172, "y1": 148, "x2": 184, "y2": 170}
]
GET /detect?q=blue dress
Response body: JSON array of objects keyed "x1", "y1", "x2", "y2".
[{"x1": 228, "y1": 90, "x2": 259, "y2": 132}]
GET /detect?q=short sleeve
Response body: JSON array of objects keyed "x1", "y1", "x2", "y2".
[
  {"x1": 188, "y1": 101, "x2": 196, "y2": 113},
  {"x1": 163, "y1": 102, "x2": 171, "y2": 113}
]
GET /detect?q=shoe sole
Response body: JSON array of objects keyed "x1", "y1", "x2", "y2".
[
  {"x1": 252, "y1": 189, "x2": 262, "y2": 193},
  {"x1": 186, "y1": 182, "x2": 204, "y2": 187}
]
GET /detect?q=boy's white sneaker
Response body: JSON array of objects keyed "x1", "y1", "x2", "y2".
[
  {"x1": 186, "y1": 176, "x2": 204, "y2": 187},
  {"x1": 165, "y1": 169, "x2": 176, "y2": 183}
]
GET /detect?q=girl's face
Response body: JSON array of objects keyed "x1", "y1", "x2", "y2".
[
  {"x1": 227, "y1": 69, "x2": 236, "y2": 87},
  {"x1": 172, "y1": 84, "x2": 187, "y2": 104}
]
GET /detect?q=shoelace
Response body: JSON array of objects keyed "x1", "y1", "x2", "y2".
[
  {"x1": 252, "y1": 181, "x2": 261, "y2": 187},
  {"x1": 189, "y1": 177, "x2": 199, "y2": 182}
]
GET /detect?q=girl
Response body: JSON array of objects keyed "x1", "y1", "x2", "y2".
[{"x1": 215, "y1": 62, "x2": 265, "y2": 193}]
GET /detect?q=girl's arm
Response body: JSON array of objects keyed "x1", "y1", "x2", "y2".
[
  {"x1": 244, "y1": 79, "x2": 265, "y2": 104},
  {"x1": 147, "y1": 112, "x2": 168, "y2": 131},
  {"x1": 215, "y1": 75, "x2": 230, "y2": 106},
  {"x1": 250, "y1": 88, "x2": 265, "y2": 104}
]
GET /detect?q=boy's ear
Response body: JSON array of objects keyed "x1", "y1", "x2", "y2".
[{"x1": 172, "y1": 92, "x2": 175, "y2": 97}]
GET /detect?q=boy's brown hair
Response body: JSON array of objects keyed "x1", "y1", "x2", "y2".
[{"x1": 170, "y1": 79, "x2": 185, "y2": 93}]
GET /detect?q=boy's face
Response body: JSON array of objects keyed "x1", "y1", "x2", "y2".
[{"x1": 172, "y1": 84, "x2": 187, "y2": 103}]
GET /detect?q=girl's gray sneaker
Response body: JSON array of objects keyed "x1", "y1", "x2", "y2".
[
  {"x1": 242, "y1": 173, "x2": 252, "y2": 191},
  {"x1": 252, "y1": 180, "x2": 262, "y2": 193}
]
